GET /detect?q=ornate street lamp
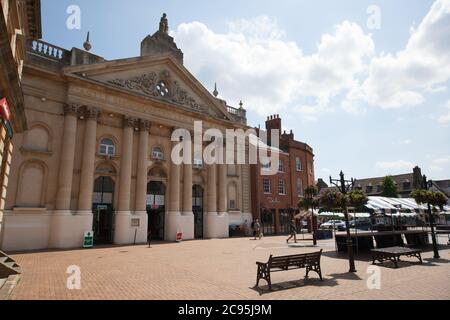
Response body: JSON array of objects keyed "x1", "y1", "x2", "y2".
[{"x1": 329, "y1": 171, "x2": 357, "y2": 273}]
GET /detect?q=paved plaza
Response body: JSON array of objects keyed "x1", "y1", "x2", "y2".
[{"x1": 8, "y1": 236, "x2": 450, "y2": 300}]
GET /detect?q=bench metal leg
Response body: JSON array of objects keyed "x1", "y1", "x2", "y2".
[{"x1": 305, "y1": 264, "x2": 323, "y2": 281}]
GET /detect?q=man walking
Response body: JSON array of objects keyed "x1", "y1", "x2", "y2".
[
  {"x1": 286, "y1": 219, "x2": 298, "y2": 243},
  {"x1": 254, "y1": 219, "x2": 262, "y2": 240}
]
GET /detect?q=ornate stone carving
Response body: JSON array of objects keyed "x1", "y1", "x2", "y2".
[
  {"x1": 171, "y1": 81, "x2": 204, "y2": 112},
  {"x1": 159, "y1": 13, "x2": 169, "y2": 34},
  {"x1": 85, "y1": 107, "x2": 101, "y2": 120},
  {"x1": 139, "y1": 119, "x2": 151, "y2": 132},
  {"x1": 108, "y1": 73, "x2": 208, "y2": 114},
  {"x1": 123, "y1": 116, "x2": 139, "y2": 128},
  {"x1": 109, "y1": 72, "x2": 158, "y2": 96},
  {"x1": 64, "y1": 104, "x2": 81, "y2": 116}
]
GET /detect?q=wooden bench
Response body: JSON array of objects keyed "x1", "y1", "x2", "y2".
[
  {"x1": 371, "y1": 247, "x2": 422, "y2": 268},
  {"x1": 256, "y1": 250, "x2": 323, "y2": 290}
]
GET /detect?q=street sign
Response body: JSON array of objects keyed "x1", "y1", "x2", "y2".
[{"x1": 83, "y1": 231, "x2": 94, "y2": 248}]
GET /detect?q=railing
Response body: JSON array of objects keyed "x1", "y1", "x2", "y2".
[
  {"x1": 227, "y1": 106, "x2": 247, "y2": 123},
  {"x1": 27, "y1": 39, "x2": 70, "y2": 63}
]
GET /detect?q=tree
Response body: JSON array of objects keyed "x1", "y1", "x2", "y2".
[
  {"x1": 298, "y1": 185, "x2": 319, "y2": 245},
  {"x1": 380, "y1": 176, "x2": 398, "y2": 198},
  {"x1": 411, "y1": 188, "x2": 446, "y2": 259}
]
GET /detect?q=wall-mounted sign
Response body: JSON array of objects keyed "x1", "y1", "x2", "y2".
[
  {"x1": 131, "y1": 218, "x2": 140, "y2": 227},
  {"x1": 155, "y1": 195, "x2": 165, "y2": 206},
  {"x1": 146, "y1": 194, "x2": 155, "y2": 205},
  {"x1": 0, "y1": 98, "x2": 11, "y2": 121}
]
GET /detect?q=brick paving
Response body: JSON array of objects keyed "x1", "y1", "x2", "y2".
[{"x1": 8, "y1": 236, "x2": 450, "y2": 300}]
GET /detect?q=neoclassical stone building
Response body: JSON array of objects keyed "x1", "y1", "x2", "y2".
[{"x1": 0, "y1": 15, "x2": 252, "y2": 251}]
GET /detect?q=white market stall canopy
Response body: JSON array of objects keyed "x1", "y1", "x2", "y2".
[
  {"x1": 365, "y1": 196, "x2": 449, "y2": 216},
  {"x1": 317, "y1": 212, "x2": 345, "y2": 218}
]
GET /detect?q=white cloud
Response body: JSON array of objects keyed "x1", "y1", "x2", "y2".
[
  {"x1": 173, "y1": 16, "x2": 374, "y2": 116},
  {"x1": 375, "y1": 160, "x2": 415, "y2": 171},
  {"x1": 399, "y1": 139, "x2": 413, "y2": 145},
  {"x1": 172, "y1": 0, "x2": 450, "y2": 117},
  {"x1": 358, "y1": 0, "x2": 450, "y2": 109},
  {"x1": 437, "y1": 100, "x2": 450, "y2": 124},
  {"x1": 428, "y1": 155, "x2": 450, "y2": 173}
]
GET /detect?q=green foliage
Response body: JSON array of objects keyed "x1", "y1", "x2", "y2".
[
  {"x1": 298, "y1": 185, "x2": 319, "y2": 210},
  {"x1": 304, "y1": 185, "x2": 319, "y2": 197},
  {"x1": 317, "y1": 189, "x2": 347, "y2": 211},
  {"x1": 347, "y1": 189, "x2": 369, "y2": 208},
  {"x1": 411, "y1": 189, "x2": 447, "y2": 209},
  {"x1": 380, "y1": 176, "x2": 398, "y2": 198}
]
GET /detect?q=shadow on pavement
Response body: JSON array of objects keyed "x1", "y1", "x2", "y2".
[{"x1": 251, "y1": 276, "x2": 338, "y2": 296}]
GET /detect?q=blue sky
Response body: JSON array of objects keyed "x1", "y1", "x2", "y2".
[{"x1": 41, "y1": 0, "x2": 450, "y2": 181}]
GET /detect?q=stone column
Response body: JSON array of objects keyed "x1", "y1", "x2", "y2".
[
  {"x1": 55, "y1": 104, "x2": 79, "y2": 210},
  {"x1": 168, "y1": 139, "x2": 181, "y2": 213},
  {"x1": 135, "y1": 120, "x2": 151, "y2": 212},
  {"x1": 114, "y1": 117, "x2": 137, "y2": 245},
  {"x1": 165, "y1": 130, "x2": 194, "y2": 241},
  {"x1": 182, "y1": 162, "x2": 193, "y2": 213},
  {"x1": 118, "y1": 117, "x2": 136, "y2": 212},
  {"x1": 206, "y1": 163, "x2": 217, "y2": 213},
  {"x1": 51, "y1": 104, "x2": 92, "y2": 249},
  {"x1": 77, "y1": 107, "x2": 100, "y2": 212},
  {"x1": 204, "y1": 145, "x2": 229, "y2": 239},
  {"x1": 218, "y1": 163, "x2": 227, "y2": 213}
]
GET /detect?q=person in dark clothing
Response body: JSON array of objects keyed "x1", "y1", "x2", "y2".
[{"x1": 286, "y1": 220, "x2": 298, "y2": 243}]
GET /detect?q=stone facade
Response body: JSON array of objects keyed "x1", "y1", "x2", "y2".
[
  {"x1": 0, "y1": 0, "x2": 41, "y2": 250},
  {"x1": 0, "y1": 15, "x2": 252, "y2": 251}
]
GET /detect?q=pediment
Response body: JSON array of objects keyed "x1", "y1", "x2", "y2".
[{"x1": 63, "y1": 55, "x2": 233, "y2": 121}]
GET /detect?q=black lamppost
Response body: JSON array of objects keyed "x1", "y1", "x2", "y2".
[
  {"x1": 422, "y1": 175, "x2": 440, "y2": 259},
  {"x1": 330, "y1": 171, "x2": 357, "y2": 273}
]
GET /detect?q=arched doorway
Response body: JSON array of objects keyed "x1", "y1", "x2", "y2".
[
  {"x1": 92, "y1": 176, "x2": 115, "y2": 244},
  {"x1": 193, "y1": 185, "x2": 204, "y2": 239},
  {"x1": 147, "y1": 181, "x2": 166, "y2": 240}
]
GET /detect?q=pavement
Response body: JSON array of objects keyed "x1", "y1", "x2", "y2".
[{"x1": 7, "y1": 236, "x2": 450, "y2": 300}]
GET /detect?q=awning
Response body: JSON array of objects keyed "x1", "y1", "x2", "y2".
[{"x1": 317, "y1": 212, "x2": 345, "y2": 218}]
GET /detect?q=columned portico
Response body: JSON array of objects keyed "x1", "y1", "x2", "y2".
[{"x1": 4, "y1": 14, "x2": 252, "y2": 251}]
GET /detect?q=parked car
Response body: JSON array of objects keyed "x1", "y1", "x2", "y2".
[{"x1": 320, "y1": 220, "x2": 346, "y2": 231}]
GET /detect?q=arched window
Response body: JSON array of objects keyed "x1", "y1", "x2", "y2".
[
  {"x1": 99, "y1": 138, "x2": 115, "y2": 156},
  {"x1": 152, "y1": 146, "x2": 164, "y2": 160}
]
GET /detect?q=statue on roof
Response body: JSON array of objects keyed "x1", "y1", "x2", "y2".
[{"x1": 159, "y1": 13, "x2": 169, "y2": 34}]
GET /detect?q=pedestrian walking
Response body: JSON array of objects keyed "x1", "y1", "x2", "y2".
[
  {"x1": 254, "y1": 219, "x2": 262, "y2": 240},
  {"x1": 286, "y1": 219, "x2": 298, "y2": 243}
]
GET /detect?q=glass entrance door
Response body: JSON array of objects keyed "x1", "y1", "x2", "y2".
[
  {"x1": 193, "y1": 185, "x2": 204, "y2": 239},
  {"x1": 147, "y1": 181, "x2": 165, "y2": 240},
  {"x1": 261, "y1": 209, "x2": 275, "y2": 235},
  {"x1": 92, "y1": 177, "x2": 115, "y2": 244}
]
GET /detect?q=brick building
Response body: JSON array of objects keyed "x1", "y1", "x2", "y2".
[{"x1": 250, "y1": 115, "x2": 315, "y2": 235}]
